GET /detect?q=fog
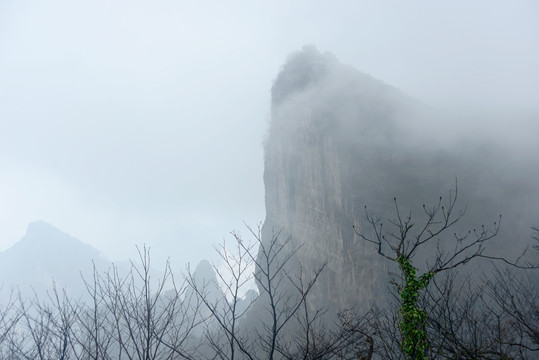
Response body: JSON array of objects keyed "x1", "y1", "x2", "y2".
[{"x1": 1, "y1": 0, "x2": 538, "y2": 268}]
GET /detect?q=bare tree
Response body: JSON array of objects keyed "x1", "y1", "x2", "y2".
[
  {"x1": 248, "y1": 227, "x2": 327, "y2": 360},
  {"x1": 355, "y1": 180, "x2": 537, "y2": 359},
  {"x1": 45, "y1": 285, "x2": 81, "y2": 360},
  {"x1": 98, "y1": 246, "x2": 201, "y2": 360},
  {"x1": 0, "y1": 287, "x2": 20, "y2": 356},
  {"x1": 279, "y1": 306, "x2": 378, "y2": 360},
  {"x1": 74, "y1": 262, "x2": 116, "y2": 359},
  {"x1": 484, "y1": 266, "x2": 539, "y2": 357},
  {"x1": 420, "y1": 271, "x2": 511, "y2": 359},
  {"x1": 0, "y1": 248, "x2": 204, "y2": 360},
  {"x1": 187, "y1": 225, "x2": 328, "y2": 360},
  {"x1": 9, "y1": 290, "x2": 58, "y2": 360},
  {"x1": 187, "y1": 232, "x2": 257, "y2": 360}
]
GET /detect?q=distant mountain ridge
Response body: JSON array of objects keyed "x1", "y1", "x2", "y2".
[{"x1": 0, "y1": 221, "x2": 113, "y2": 299}]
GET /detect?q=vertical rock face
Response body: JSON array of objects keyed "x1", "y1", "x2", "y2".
[
  {"x1": 261, "y1": 46, "x2": 413, "y2": 310},
  {"x1": 259, "y1": 46, "x2": 539, "y2": 311}
]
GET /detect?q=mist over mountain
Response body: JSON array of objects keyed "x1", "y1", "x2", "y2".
[
  {"x1": 0, "y1": 221, "x2": 116, "y2": 300},
  {"x1": 0, "y1": 44, "x2": 537, "y2": 358},
  {"x1": 259, "y1": 46, "x2": 539, "y2": 312}
]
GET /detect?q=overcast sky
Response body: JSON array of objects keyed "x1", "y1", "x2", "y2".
[{"x1": 1, "y1": 0, "x2": 538, "y2": 269}]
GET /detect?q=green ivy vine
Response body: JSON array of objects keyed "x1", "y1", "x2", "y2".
[{"x1": 397, "y1": 255, "x2": 434, "y2": 360}]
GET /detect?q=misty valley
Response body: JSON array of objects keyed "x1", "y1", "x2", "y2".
[{"x1": 1, "y1": 47, "x2": 538, "y2": 359}]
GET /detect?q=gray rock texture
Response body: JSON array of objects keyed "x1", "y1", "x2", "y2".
[{"x1": 258, "y1": 46, "x2": 539, "y2": 312}]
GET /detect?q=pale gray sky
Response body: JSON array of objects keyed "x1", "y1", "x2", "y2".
[{"x1": 1, "y1": 0, "x2": 538, "y2": 268}]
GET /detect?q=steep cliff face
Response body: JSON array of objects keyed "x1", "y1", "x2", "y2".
[
  {"x1": 259, "y1": 46, "x2": 539, "y2": 311},
  {"x1": 261, "y1": 47, "x2": 413, "y2": 309}
]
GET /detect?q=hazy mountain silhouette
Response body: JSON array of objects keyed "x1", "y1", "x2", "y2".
[{"x1": 0, "y1": 221, "x2": 114, "y2": 300}]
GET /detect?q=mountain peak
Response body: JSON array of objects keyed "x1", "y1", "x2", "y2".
[
  {"x1": 272, "y1": 45, "x2": 338, "y2": 105},
  {"x1": 0, "y1": 221, "x2": 110, "y2": 300},
  {"x1": 192, "y1": 259, "x2": 217, "y2": 285},
  {"x1": 20, "y1": 220, "x2": 83, "y2": 251},
  {"x1": 2, "y1": 220, "x2": 102, "y2": 266},
  {"x1": 26, "y1": 220, "x2": 66, "y2": 238}
]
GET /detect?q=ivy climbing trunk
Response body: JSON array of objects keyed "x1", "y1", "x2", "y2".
[{"x1": 397, "y1": 256, "x2": 434, "y2": 360}]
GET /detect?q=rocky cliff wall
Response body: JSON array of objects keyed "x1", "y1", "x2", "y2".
[
  {"x1": 261, "y1": 46, "x2": 407, "y2": 310},
  {"x1": 259, "y1": 46, "x2": 539, "y2": 312}
]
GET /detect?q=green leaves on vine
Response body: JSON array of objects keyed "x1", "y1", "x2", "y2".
[{"x1": 397, "y1": 256, "x2": 434, "y2": 360}]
